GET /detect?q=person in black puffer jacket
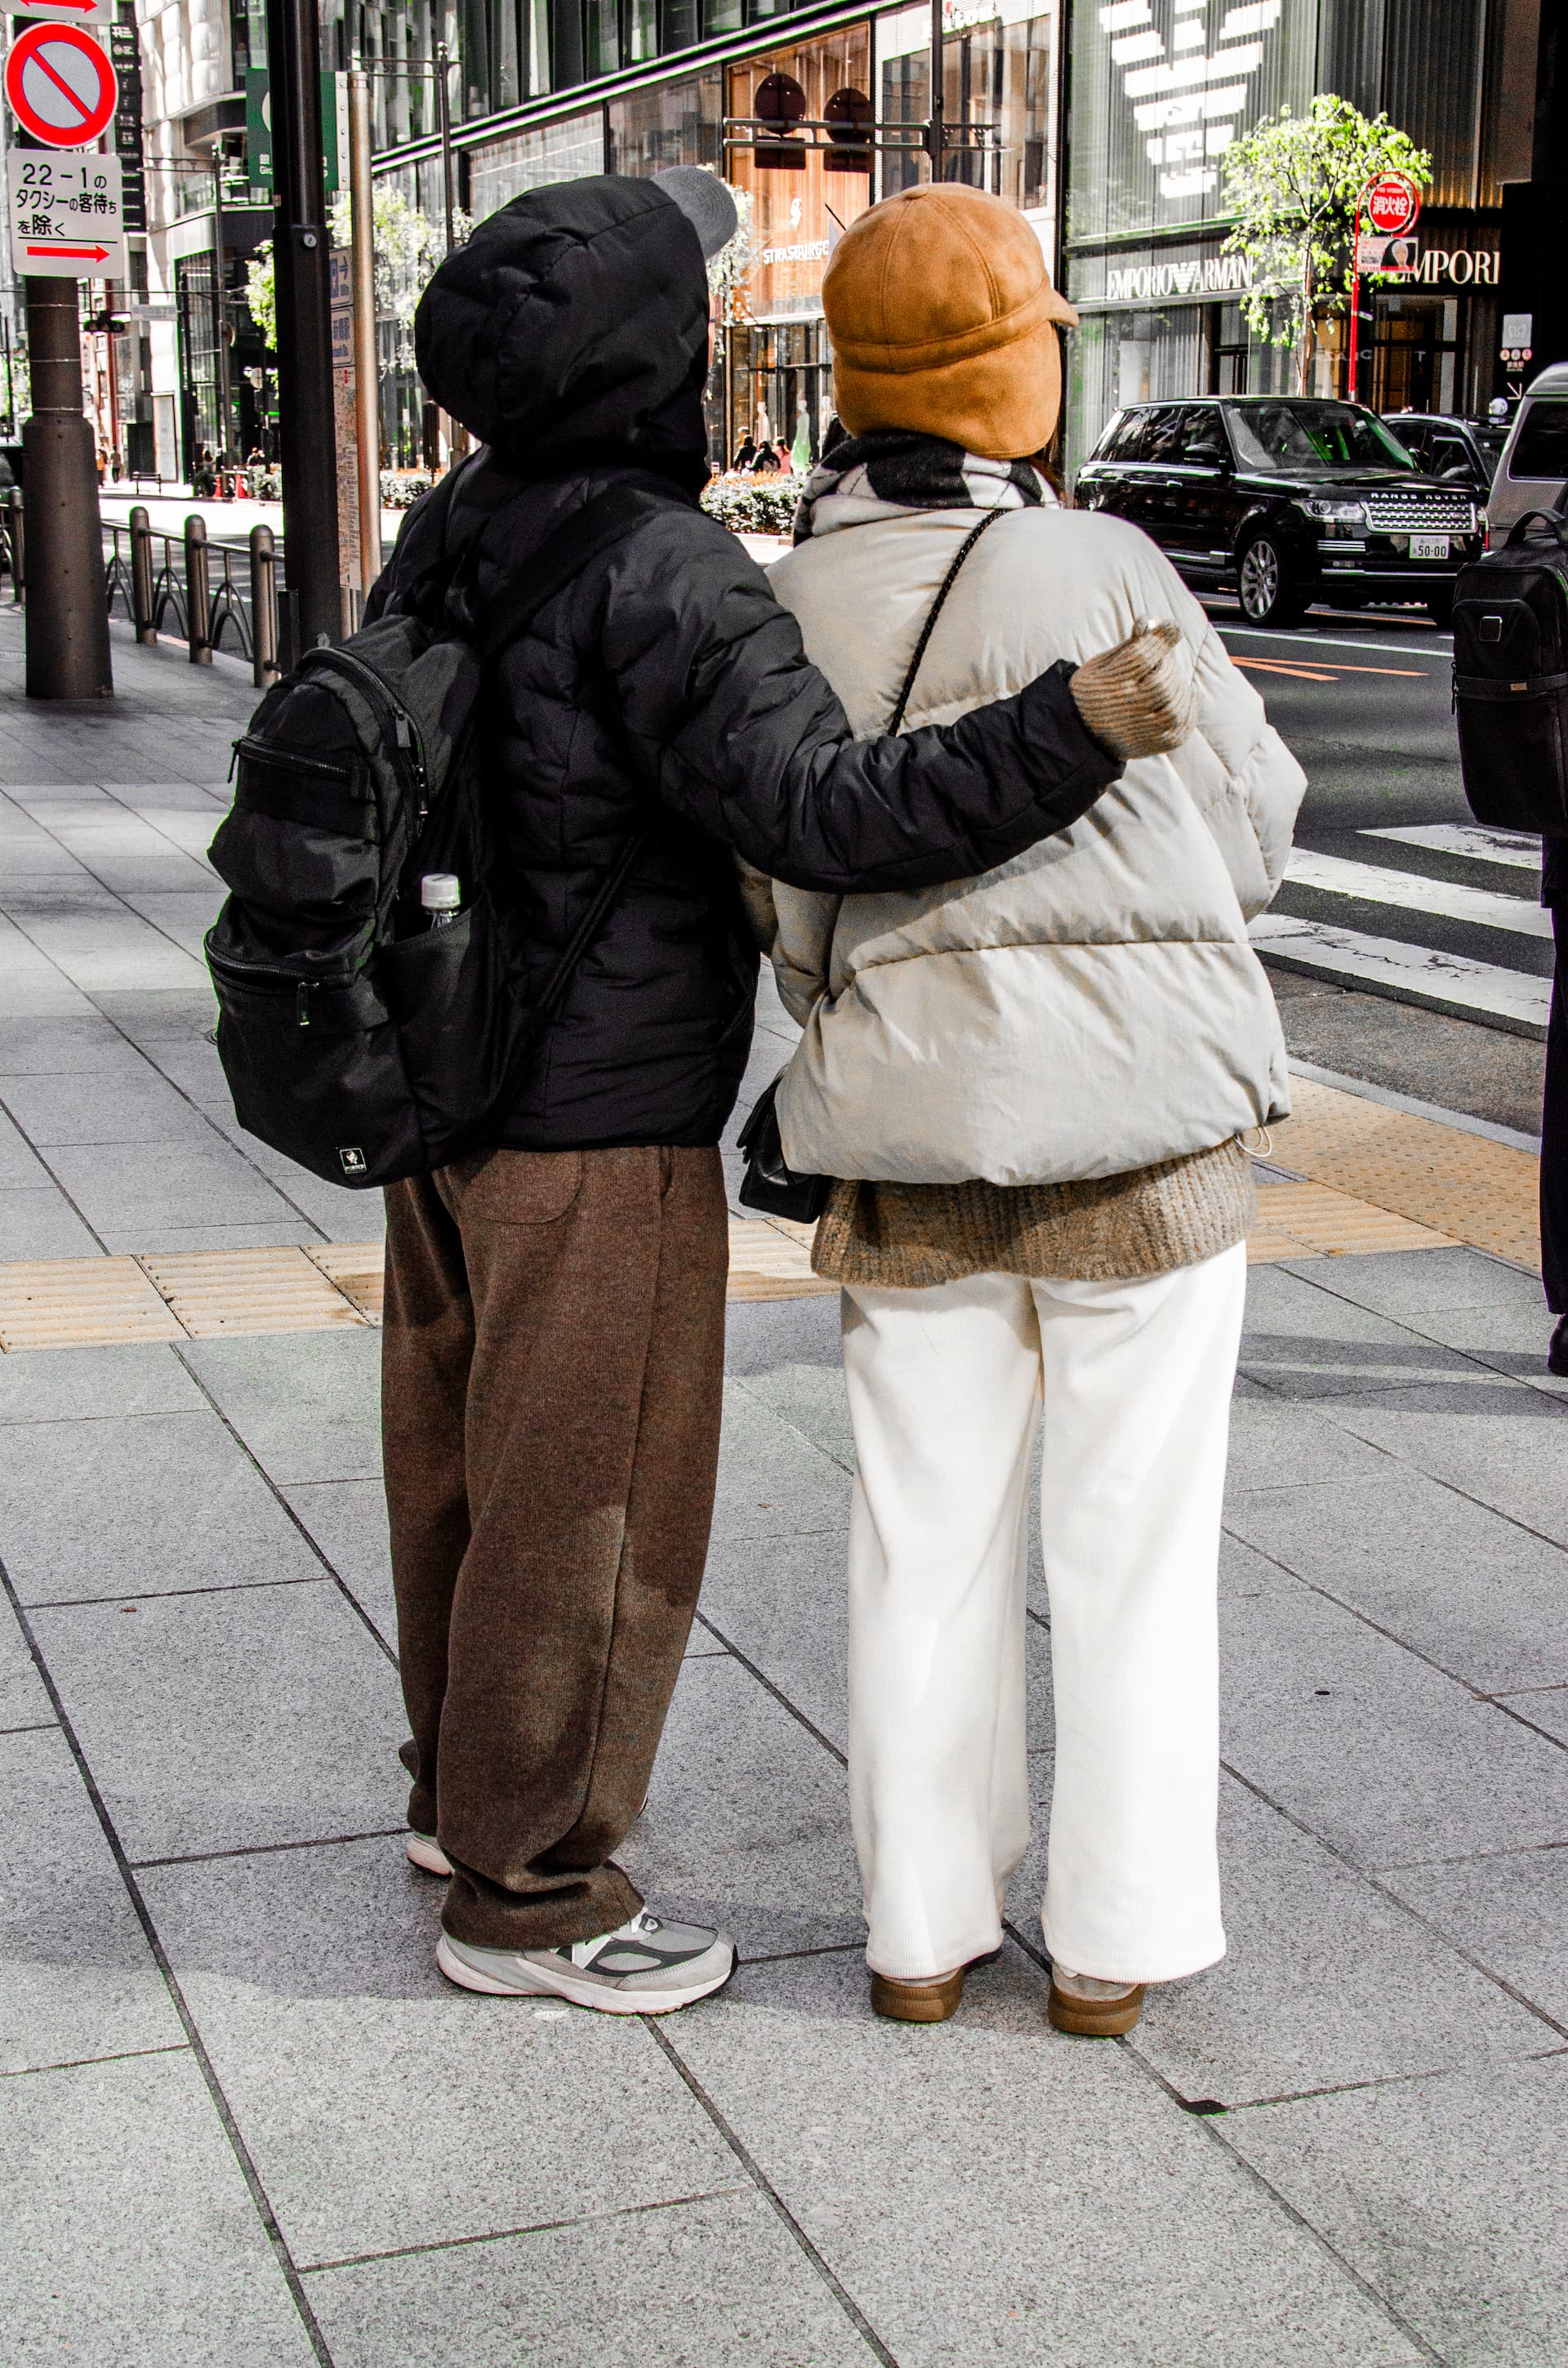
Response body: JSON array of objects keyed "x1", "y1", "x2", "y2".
[{"x1": 372, "y1": 167, "x2": 1198, "y2": 2018}]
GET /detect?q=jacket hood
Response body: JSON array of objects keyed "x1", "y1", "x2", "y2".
[{"x1": 414, "y1": 175, "x2": 712, "y2": 487}]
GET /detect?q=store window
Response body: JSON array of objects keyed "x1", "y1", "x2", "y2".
[
  {"x1": 468, "y1": 109, "x2": 608, "y2": 217},
  {"x1": 607, "y1": 72, "x2": 721, "y2": 174},
  {"x1": 875, "y1": 2, "x2": 1056, "y2": 217},
  {"x1": 1373, "y1": 294, "x2": 1461, "y2": 417}
]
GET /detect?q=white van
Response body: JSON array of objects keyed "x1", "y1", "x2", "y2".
[{"x1": 1488, "y1": 361, "x2": 1568, "y2": 543}]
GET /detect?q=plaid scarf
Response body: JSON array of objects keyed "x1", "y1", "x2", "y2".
[{"x1": 792, "y1": 429, "x2": 1049, "y2": 544}]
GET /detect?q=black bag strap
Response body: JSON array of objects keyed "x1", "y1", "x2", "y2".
[
  {"x1": 528, "y1": 827, "x2": 648, "y2": 1039},
  {"x1": 1504, "y1": 508, "x2": 1568, "y2": 551},
  {"x1": 886, "y1": 508, "x2": 1007, "y2": 734}
]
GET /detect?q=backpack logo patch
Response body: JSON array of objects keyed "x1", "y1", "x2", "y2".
[{"x1": 338, "y1": 1146, "x2": 368, "y2": 1178}]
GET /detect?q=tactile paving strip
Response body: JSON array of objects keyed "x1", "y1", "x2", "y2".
[
  {"x1": 137, "y1": 1248, "x2": 368, "y2": 1337},
  {"x1": 1267, "y1": 1078, "x2": 1538, "y2": 1269},
  {"x1": 1249, "y1": 1180, "x2": 1454, "y2": 1264},
  {"x1": 0, "y1": 1258, "x2": 184, "y2": 1351}
]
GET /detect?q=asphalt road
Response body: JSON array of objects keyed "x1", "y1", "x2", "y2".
[{"x1": 1205, "y1": 598, "x2": 1549, "y2": 1139}]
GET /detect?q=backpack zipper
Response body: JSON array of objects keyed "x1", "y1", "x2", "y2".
[
  {"x1": 306, "y1": 646, "x2": 431, "y2": 820},
  {"x1": 234, "y1": 737, "x2": 359, "y2": 785}
]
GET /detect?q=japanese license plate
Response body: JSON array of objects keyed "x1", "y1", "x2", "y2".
[{"x1": 1410, "y1": 535, "x2": 1450, "y2": 560}]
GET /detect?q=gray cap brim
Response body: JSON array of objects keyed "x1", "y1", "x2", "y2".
[{"x1": 652, "y1": 166, "x2": 738, "y2": 262}]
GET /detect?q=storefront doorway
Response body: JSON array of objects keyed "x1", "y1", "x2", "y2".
[{"x1": 727, "y1": 319, "x2": 831, "y2": 470}]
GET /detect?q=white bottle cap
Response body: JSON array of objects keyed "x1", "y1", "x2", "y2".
[{"x1": 420, "y1": 872, "x2": 461, "y2": 913}]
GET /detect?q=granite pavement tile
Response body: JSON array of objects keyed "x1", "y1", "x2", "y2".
[
  {"x1": 1129, "y1": 1773, "x2": 1552, "y2": 2109},
  {"x1": 282, "y1": 1478, "x2": 394, "y2": 1645},
  {"x1": 89, "y1": 985, "x2": 221, "y2": 1044},
  {"x1": 666, "y1": 1947, "x2": 1423, "y2": 2368},
  {"x1": 1381, "y1": 1842, "x2": 1568, "y2": 2030},
  {"x1": 0, "y1": 1340, "x2": 203, "y2": 1425},
  {"x1": 42, "y1": 1134, "x2": 298, "y2": 1235},
  {"x1": 1497, "y1": 1683, "x2": 1568, "y2": 1745},
  {"x1": 306, "y1": 2189, "x2": 871, "y2": 2368},
  {"x1": 0, "y1": 1104, "x2": 47, "y2": 1185},
  {"x1": 0, "y1": 1407, "x2": 324, "y2": 1604},
  {"x1": 0, "y1": 1724, "x2": 184, "y2": 2073},
  {"x1": 180, "y1": 1327, "x2": 384, "y2": 1485},
  {"x1": 97, "y1": 1220, "x2": 331, "y2": 1254},
  {"x1": 738, "y1": 1359, "x2": 855, "y2": 1474},
  {"x1": 1222, "y1": 2058, "x2": 1568, "y2": 2367},
  {"x1": 1220, "y1": 1576, "x2": 1568, "y2": 1869},
  {"x1": 1239, "y1": 1265, "x2": 1476, "y2": 1401},
  {"x1": 0, "y1": 1184, "x2": 102, "y2": 1258},
  {"x1": 140, "y1": 1835, "x2": 742, "y2": 2266},
  {"x1": 620, "y1": 1652, "x2": 864, "y2": 1960},
  {"x1": 1, "y1": 1065, "x2": 220, "y2": 1148},
  {"x1": 1292, "y1": 1245, "x2": 1545, "y2": 1321},
  {"x1": 710, "y1": 1382, "x2": 853, "y2": 1545},
  {"x1": 1224, "y1": 1461, "x2": 1568, "y2": 1692},
  {"x1": 29, "y1": 1579, "x2": 404, "y2": 1862},
  {"x1": 0, "y1": 1586, "x2": 52, "y2": 1733},
  {"x1": 723, "y1": 1287, "x2": 841, "y2": 1380},
  {"x1": 1224, "y1": 1385, "x2": 1395, "y2": 1496},
  {"x1": 1313, "y1": 1378, "x2": 1568, "y2": 1560},
  {"x1": 0, "y1": 2048, "x2": 318, "y2": 2366},
  {"x1": 0, "y1": 1010, "x2": 149, "y2": 1075}
]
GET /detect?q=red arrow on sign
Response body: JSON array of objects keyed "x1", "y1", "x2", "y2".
[{"x1": 25, "y1": 242, "x2": 110, "y2": 258}]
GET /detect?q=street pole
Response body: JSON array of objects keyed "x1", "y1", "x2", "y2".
[
  {"x1": 104, "y1": 295, "x2": 122, "y2": 473},
  {"x1": 265, "y1": 0, "x2": 341, "y2": 654},
  {"x1": 1348, "y1": 198, "x2": 1362, "y2": 403},
  {"x1": 211, "y1": 145, "x2": 234, "y2": 465},
  {"x1": 348, "y1": 61, "x2": 382, "y2": 598},
  {"x1": 926, "y1": 0, "x2": 944, "y2": 181},
  {"x1": 434, "y1": 45, "x2": 468, "y2": 462},
  {"x1": 23, "y1": 277, "x2": 112, "y2": 698}
]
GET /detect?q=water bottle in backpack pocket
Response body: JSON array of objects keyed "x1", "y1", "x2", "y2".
[{"x1": 1452, "y1": 509, "x2": 1568, "y2": 835}]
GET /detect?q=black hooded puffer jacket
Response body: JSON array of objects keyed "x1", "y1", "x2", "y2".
[{"x1": 372, "y1": 174, "x2": 1120, "y2": 1151}]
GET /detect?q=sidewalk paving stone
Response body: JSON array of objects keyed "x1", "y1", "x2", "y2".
[
  {"x1": 0, "y1": 1724, "x2": 184, "y2": 2073},
  {"x1": 1240, "y1": 1264, "x2": 1478, "y2": 1399},
  {"x1": 140, "y1": 1834, "x2": 743, "y2": 2267},
  {"x1": 1224, "y1": 1459, "x2": 1568, "y2": 1692},
  {"x1": 0, "y1": 1009, "x2": 147, "y2": 1076},
  {"x1": 282, "y1": 1478, "x2": 396, "y2": 1647},
  {"x1": 0, "y1": 1407, "x2": 324, "y2": 1604},
  {"x1": 29, "y1": 1580, "x2": 403, "y2": 1862},
  {"x1": 621, "y1": 1652, "x2": 865, "y2": 1960},
  {"x1": 305, "y1": 2189, "x2": 871, "y2": 2368},
  {"x1": 1221, "y1": 1576, "x2": 1568, "y2": 1869},
  {"x1": 182, "y1": 1329, "x2": 385, "y2": 1485},
  {"x1": 0, "y1": 1340, "x2": 203, "y2": 1423},
  {"x1": 1222, "y1": 2057, "x2": 1568, "y2": 2368},
  {"x1": 0, "y1": 1186, "x2": 102, "y2": 1260},
  {"x1": 0, "y1": 1105, "x2": 48, "y2": 1186},
  {"x1": 1311, "y1": 1378, "x2": 1568, "y2": 1555},
  {"x1": 1, "y1": 1066, "x2": 220, "y2": 1148},
  {"x1": 667, "y1": 1946, "x2": 1423, "y2": 2368},
  {"x1": 44, "y1": 1136, "x2": 297, "y2": 1238},
  {"x1": 710, "y1": 1380, "x2": 853, "y2": 1545},
  {"x1": 0, "y1": 1588, "x2": 53, "y2": 1733},
  {"x1": 1381, "y1": 1843, "x2": 1568, "y2": 2031},
  {"x1": 0, "y1": 2048, "x2": 318, "y2": 2366}
]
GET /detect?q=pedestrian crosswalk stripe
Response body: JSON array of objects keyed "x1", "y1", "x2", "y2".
[
  {"x1": 1285, "y1": 850, "x2": 1551, "y2": 937},
  {"x1": 1361, "y1": 823, "x2": 1541, "y2": 872},
  {"x1": 1251, "y1": 912, "x2": 1552, "y2": 1037}
]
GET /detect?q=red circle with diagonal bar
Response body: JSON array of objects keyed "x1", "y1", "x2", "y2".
[{"x1": 4, "y1": 21, "x2": 118, "y2": 148}]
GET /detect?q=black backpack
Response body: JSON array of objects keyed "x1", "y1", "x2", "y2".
[
  {"x1": 1453, "y1": 508, "x2": 1568, "y2": 835},
  {"x1": 205, "y1": 479, "x2": 675, "y2": 1188}
]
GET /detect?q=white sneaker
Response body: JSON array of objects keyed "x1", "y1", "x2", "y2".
[
  {"x1": 436, "y1": 1909, "x2": 735, "y2": 2015},
  {"x1": 406, "y1": 1830, "x2": 452, "y2": 1878}
]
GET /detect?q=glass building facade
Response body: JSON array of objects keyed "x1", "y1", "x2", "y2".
[
  {"x1": 363, "y1": 0, "x2": 1063, "y2": 469},
  {"x1": 1062, "y1": 0, "x2": 1539, "y2": 469}
]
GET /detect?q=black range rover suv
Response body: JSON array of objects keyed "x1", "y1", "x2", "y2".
[{"x1": 1074, "y1": 396, "x2": 1483, "y2": 627}]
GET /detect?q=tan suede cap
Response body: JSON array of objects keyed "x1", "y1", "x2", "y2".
[{"x1": 824, "y1": 183, "x2": 1078, "y2": 459}]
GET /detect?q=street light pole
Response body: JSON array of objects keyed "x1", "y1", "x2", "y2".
[
  {"x1": 926, "y1": 0, "x2": 944, "y2": 180},
  {"x1": 348, "y1": 60, "x2": 382, "y2": 598},
  {"x1": 211, "y1": 145, "x2": 234, "y2": 464},
  {"x1": 22, "y1": 274, "x2": 113, "y2": 698},
  {"x1": 265, "y1": 0, "x2": 340, "y2": 653}
]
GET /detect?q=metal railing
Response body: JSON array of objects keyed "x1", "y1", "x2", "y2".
[{"x1": 0, "y1": 491, "x2": 282, "y2": 687}]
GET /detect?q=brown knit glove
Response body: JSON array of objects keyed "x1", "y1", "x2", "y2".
[{"x1": 1069, "y1": 618, "x2": 1199, "y2": 760}]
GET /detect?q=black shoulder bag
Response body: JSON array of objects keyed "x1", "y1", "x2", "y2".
[{"x1": 737, "y1": 509, "x2": 1006, "y2": 1223}]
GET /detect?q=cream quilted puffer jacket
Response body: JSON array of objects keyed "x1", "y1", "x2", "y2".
[{"x1": 766, "y1": 499, "x2": 1307, "y2": 1187}]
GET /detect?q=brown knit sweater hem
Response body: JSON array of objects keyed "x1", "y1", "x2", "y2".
[{"x1": 810, "y1": 1138, "x2": 1254, "y2": 1288}]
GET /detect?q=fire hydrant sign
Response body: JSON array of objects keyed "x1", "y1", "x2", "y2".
[{"x1": 7, "y1": 150, "x2": 124, "y2": 277}]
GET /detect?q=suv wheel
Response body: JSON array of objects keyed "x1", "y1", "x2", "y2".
[{"x1": 1237, "y1": 533, "x2": 1306, "y2": 627}]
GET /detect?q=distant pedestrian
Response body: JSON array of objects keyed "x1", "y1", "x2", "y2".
[
  {"x1": 760, "y1": 182, "x2": 1305, "y2": 2035},
  {"x1": 731, "y1": 433, "x2": 757, "y2": 471},
  {"x1": 751, "y1": 439, "x2": 782, "y2": 473},
  {"x1": 366, "y1": 169, "x2": 1186, "y2": 2019}
]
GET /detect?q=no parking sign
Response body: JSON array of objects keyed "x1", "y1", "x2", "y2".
[{"x1": 4, "y1": 18, "x2": 117, "y2": 146}]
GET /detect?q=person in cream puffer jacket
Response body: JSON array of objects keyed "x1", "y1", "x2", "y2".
[{"x1": 761, "y1": 181, "x2": 1305, "y2": 2039}]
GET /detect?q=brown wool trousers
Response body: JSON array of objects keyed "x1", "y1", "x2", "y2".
[{"x1": 381, "y1": 1144, "x2": 728, "y2": 1951}]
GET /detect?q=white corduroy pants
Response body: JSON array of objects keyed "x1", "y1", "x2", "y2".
[{"x1": 840, "y1": 1243, "x2": 1247, "y2": 1987}]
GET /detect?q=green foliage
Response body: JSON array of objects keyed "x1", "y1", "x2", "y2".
[
  {"x1": 244, "y1": 243, "x2": 276, "y2": 350},
  {"x1": 1220, "y1": 95, "x2": 1432, "y2": 394},
  {"x1": 243, "y1": 192, "x2": 469, "y2": 370},
  {"x1": 701, "y1": 472, "x2": 802, "y2": 537}
]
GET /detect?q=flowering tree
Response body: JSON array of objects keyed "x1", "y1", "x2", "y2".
[
  {"x1": 1221, "y1": 95, "x2": 1432, "y2": 396},
  {"x1": 705, "y1": 175, "x2": 760, "y2": 324},
  {"x1": 244, "y1": 190, "x2": 469, "y2": 372}
]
